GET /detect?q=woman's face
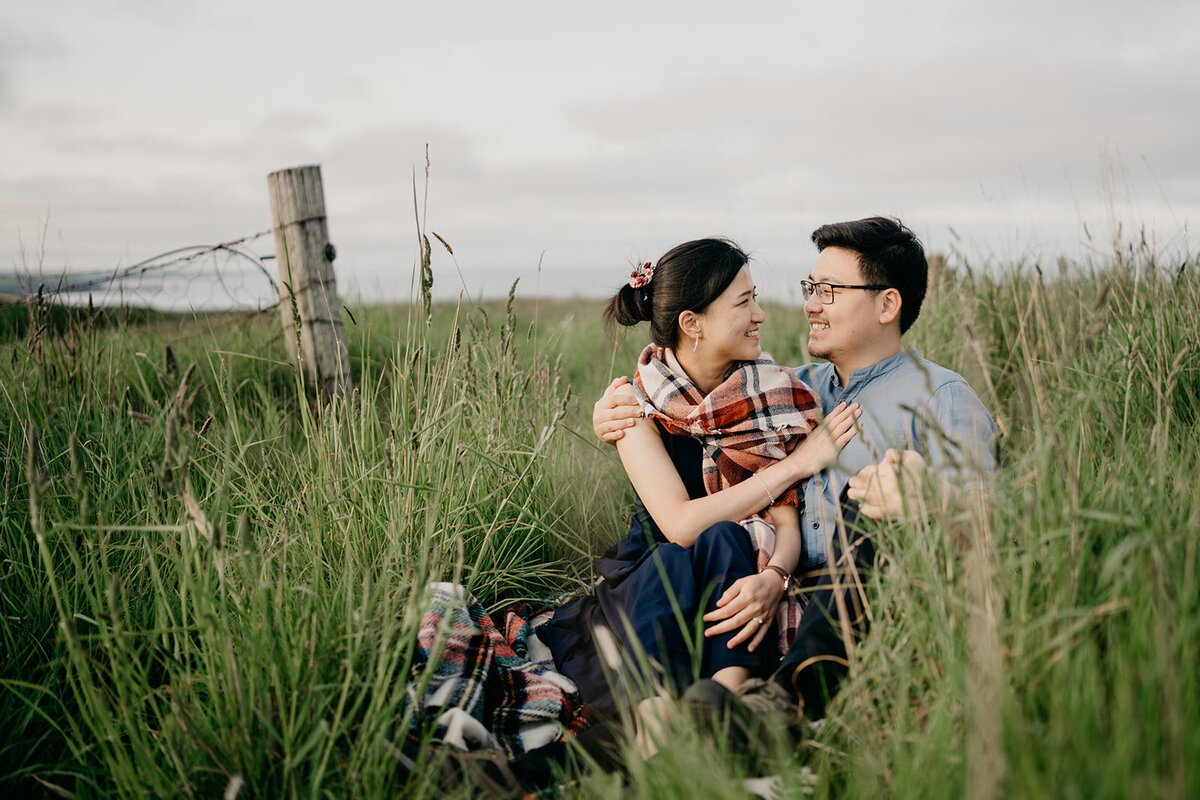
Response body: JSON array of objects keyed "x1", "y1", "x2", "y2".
[{"x1": 693, "y1": 265, "x2": 766, "y2": 364}]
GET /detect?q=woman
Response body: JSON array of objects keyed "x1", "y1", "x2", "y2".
[{"x1": 538, "y1": 238, "x2": 859, "y2": 717}]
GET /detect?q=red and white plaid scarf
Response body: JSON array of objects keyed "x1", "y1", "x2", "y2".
[{"x1": 631, "y1": 345, "x2": 822, "y2": 654}]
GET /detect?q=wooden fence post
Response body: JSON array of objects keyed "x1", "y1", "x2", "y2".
[{"x1": 267, "y1": 165, "x2": 353, "y2": 398}]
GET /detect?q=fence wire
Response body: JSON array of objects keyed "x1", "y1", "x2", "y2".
[{"x1": 2, "y1": 230, "x2": 281, "y2": 313}]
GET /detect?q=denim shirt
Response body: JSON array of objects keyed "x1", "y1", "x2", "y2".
[{"x1": 794, "y1": 350, "x2": 999, "y2": 568}]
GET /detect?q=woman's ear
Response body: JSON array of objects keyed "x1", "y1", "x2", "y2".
[
  {"x1": 677, "y1": 310, "x2": 702, "y2": 341},
  {"x1": 878, "y1": 289, "x2": 902, "y2": 326}
]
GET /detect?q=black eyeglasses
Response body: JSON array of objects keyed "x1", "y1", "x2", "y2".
[{"x1": 800, "y1": 279, "x2": 890, "y2": 304}]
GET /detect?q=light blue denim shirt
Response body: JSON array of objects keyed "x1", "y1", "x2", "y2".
[{"x1": 794, "y1": 350, "x2": 999, "y2": 568}]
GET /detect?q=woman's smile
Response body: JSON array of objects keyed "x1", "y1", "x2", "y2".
[{"x1": 694, "y1": 265, "x2": 766, "y2": 366}]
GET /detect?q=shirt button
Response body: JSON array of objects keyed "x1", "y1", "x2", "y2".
[{"x1": 812, "y1": 522, "x2": 820, "y2": 530}]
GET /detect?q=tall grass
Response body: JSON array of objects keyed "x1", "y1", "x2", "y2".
[
  {"x1": 1, "y1": 235, "x2": 1197, "y2": 798},
  {"x1": 1, "y1": 289, "x2": 582, "y2": 797},
  {"x1": 815, "y1": 247, "x2": 1200, "y2": 800}
]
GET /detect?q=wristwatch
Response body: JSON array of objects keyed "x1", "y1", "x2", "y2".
[{"x1": 762, "y1": 564, "x2": 792, "y2": 594}]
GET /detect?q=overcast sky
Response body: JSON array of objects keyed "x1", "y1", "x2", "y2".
[{"x1": 2, "y1": 0, "x2": 1197, "y2": 307}]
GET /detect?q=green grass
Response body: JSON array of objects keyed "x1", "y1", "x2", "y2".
[{"x1": 1, "y1": 237, "x2": 1198, "y2": 798}]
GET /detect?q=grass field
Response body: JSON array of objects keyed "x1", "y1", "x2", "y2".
[{"x1": 1, "y1": 238, "x2": 1198, "y2": 798}]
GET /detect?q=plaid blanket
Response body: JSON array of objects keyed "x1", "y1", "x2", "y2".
[
  {"x1": 408, "y1": 583, "x2": 588, "y2": 758},
  {"x1": 632, "y1": 345, "x2": 822, "y2": 654}
]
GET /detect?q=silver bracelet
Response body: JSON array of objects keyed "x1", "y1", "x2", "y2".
[{"x1": 752, "y1": 472, "x2": 775, "y2": 506}]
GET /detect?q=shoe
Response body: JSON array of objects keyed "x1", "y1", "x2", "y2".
[
  {"x1": 682, "y1": 678, "x2": 805, "y2": 754},
  {"x1": 733, "y1": 677, "x2": 805, "y2": 732},
  {"x1": 681, "y1": 678, "x2": 736, "y2": 719}
]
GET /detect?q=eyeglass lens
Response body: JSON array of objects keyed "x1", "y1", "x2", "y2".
[{"x1": 803, "y1": 281, "x2": 834, "y2": 302}]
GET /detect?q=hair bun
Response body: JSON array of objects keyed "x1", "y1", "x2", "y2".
[{"x1": 605, "y1": 280, "x2": 652, "y2": 328}]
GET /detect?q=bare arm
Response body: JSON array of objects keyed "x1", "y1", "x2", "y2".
[
  {"x1": 613, "y1": 406, "x2": 772, "y2": 548},
  {"x1": 614, "y1": 384, "x2": 862, "y2": 546}
]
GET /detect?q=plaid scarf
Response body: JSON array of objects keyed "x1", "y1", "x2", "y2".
[
  {"x1": 409, "y1": 583, "x2": 588, "y2": 758},
  {"x1": 632, "y1": 344, "x2": 822, "y2": 653}
]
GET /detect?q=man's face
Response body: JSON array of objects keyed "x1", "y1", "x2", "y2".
[{"x1": 804, "y1": 246, "x2": 881, "y2": 365}]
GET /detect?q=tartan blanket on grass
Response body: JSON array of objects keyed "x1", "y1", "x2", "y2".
[
  {"x1": 632, "y1": 345, "x2": 822, "y2": 654},
  {"x1": 408, "y1": 582, "x2": 587, "y2": 758}
]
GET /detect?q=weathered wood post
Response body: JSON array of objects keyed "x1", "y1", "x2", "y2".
[{"x1": 267, "y1": 165, "x2": 353, "y2": 397}]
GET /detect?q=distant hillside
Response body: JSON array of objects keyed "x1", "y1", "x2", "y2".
[{"x1": 0, "y1": 296, "x2": 159, "y2": 342}]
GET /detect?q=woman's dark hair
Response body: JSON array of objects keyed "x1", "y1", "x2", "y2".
[{"x1": 603, "y1": 238, "x2": 749, "y2": 348}]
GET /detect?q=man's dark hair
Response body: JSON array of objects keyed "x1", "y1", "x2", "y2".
[
  {"x1": 811, "y1": 216, "x2": 927, "y2": 334},
  {"x1": 604, "y1": 238, "x2": 749, "y2": 348}
]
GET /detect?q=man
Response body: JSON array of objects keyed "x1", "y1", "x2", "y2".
[{"x1": 592, "y1": 216, "x2": 998, "y2": 719}]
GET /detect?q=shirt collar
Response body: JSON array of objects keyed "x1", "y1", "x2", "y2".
[{"x1": 835, "y1": 349, "x2": 921, "y2": 394}]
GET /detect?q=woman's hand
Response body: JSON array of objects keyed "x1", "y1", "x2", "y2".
[
  {"x1": 702, "y1": 571, "x2": 785, "y2": 652},
  {"x1": 784, "y1": 401, "x2": 862, "y2": 479}
]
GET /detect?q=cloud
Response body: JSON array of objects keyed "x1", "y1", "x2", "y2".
[
  {"x1": 0, "y1": 10, "x2": 70, "y2": 108},
  {"x1": 2, "y1": 172, "x2": 269, "y2": 267},
  {"x1": 3, "y1": 0, "x2": 1197, "y2": 304},
  {"x1": 550, "y1": 50, "x2": 1200, "y2": 257},
  {"x1": 571, "y1": 51, "x2": 1200, "y2": 188}
]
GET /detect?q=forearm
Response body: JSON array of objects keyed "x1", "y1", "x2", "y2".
[
  {"x1": 765, "y1": 505, "x2": 802, "y2": 576},
  {"x1": 652, "y1": 459, "x2": 807, "y2": 547},
  {"x1": 612, "y1": 400, "x2": 812, "y2": 547}
]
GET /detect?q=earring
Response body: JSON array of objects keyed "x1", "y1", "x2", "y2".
[{"x1": 692, "y1": 334, "x2": 700, "y2": 353}]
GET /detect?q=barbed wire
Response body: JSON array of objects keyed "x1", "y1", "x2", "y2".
[{"x1": 3, "y1": 229, "x2": 282, "y2": 313}]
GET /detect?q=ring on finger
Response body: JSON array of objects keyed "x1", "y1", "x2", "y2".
[{"x1": 752, "y1": 616, "x2": 764, "y2": 625}]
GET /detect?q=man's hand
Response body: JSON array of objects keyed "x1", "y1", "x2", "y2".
[
  {"x1": 847, "y1": 448, "x2": 927, "y2": 519},
  {"x1": 592, "y1": 376, "x2": 642, "y2": 444}
]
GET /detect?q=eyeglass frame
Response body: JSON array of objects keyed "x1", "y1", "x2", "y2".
[{"x1": 800, "y1": 279, "x2": 891, "y2": 304}]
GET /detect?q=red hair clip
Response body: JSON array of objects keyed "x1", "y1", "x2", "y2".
[{"x1": 629, "y1": 262, "x2": 654, "y2": 289}]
